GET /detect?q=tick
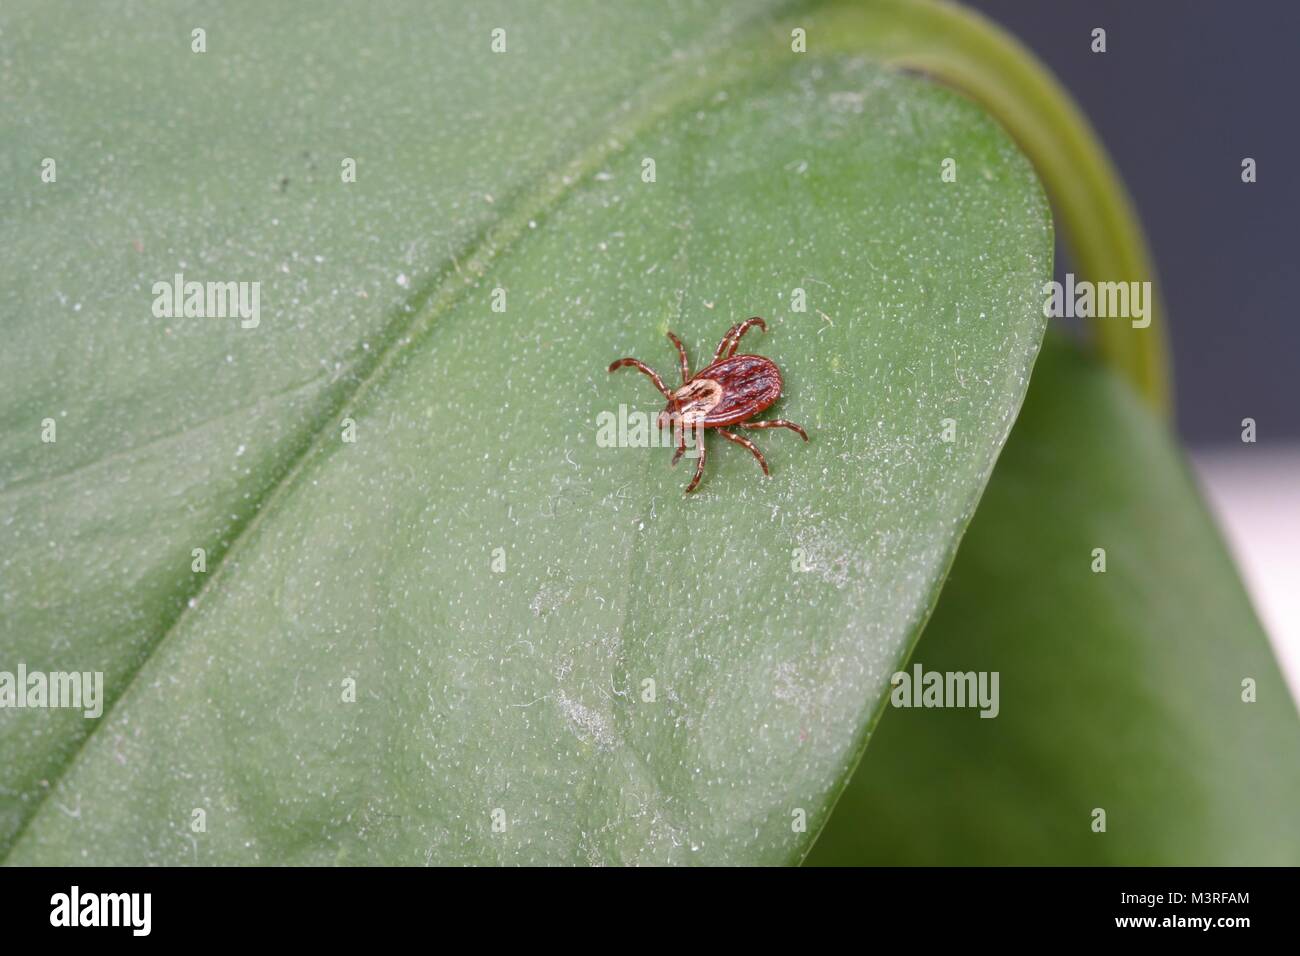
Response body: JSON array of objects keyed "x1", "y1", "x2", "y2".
[{"x1": 608, "y1": 317, "x2": 808, "y2": 493}]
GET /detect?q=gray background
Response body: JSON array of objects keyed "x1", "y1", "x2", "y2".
[{"x1": 969, "y1": 0, "x2": 1297, "y2": 443}]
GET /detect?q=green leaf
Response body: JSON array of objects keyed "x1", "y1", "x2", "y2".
[
  {"x1": 1, "y1": 3, "x2": 1051, "y2": 863},
  {"x1": 806, "y1": 334, "x2": 1300, "y2": 866}
]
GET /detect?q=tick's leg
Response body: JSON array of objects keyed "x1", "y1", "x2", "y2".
[
  {"x1": 674, "y1": 419, "x2": 708, "y2": 467},
  {"x1": 712, "y1": 318, "x2": 766, "y2": 362},
  {"x1": 684, "y1": 433, "x2": 708, "y2": 494},
  {"x1": 711, "y1": 323, "x2": 742, "y2": 364},
  {"x1": 608, "y1": 357, "x2": 673, "y2": 401},
  {"x1": 738, "y1": 419, "x2": 808, "y2": 441},
  {"x1": 725, "y1": 317, "x2": 767, "y2": 358},
  {"x1": 666, "y1": 331, "x2": 691, "y2": 385},
  {"x1": 718, "y1": 428, "x2": 769, "y2": 476}
]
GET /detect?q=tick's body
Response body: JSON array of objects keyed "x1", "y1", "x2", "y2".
[
  {"x1": 608, "y1": 318, "x2": 807, "y2": 493},
  {"x1": 676, "y1": 353, "x2": 782, "y2": 426}
]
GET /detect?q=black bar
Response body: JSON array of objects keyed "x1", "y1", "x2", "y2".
[{"x1": 0, "y1": 866, "x2": 1282, "y2": 941}]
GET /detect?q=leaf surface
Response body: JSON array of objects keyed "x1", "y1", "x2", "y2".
[
  {"x1": 807, "y1": 335, "x2": 1300, "y2": 865},
  {"x1": 1, "y1": 2, "x2": 1052, "y2": 863}
]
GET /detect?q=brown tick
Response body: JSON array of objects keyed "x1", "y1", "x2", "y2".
[{"x1": 608, "y1": 317, "x2": 808, "y2": 493}]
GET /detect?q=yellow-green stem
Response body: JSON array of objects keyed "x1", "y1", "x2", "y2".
[{"x1": 806, "y1": 0, "x2": 1173, "y2": 416}]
